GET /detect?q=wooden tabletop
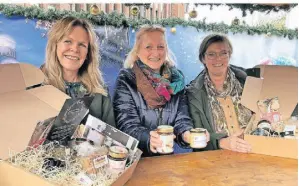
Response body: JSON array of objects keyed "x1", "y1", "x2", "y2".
[{"x1": 126, "y1": 150, "x2": 298, "y2": 186}]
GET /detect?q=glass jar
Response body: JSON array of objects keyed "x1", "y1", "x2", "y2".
[
  {"x1": 257, "y1": 120, "x2": 271, "y2": 130},
  {"x1": 285, "y1": 116, "x2": 298, "y2": 138},
  {"x1": 156, "y1": 125, "x2": 174, "y2": 154},
  {"x1": 108, "y1": 146, "x2": 128, "y2": 171},
  {"x1": 190, "y1": 128, "x2": 207, "y2": 149}
]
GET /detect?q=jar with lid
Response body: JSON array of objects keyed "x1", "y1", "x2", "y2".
[
  {"x1": 257, "y1": 120, "x2": 272, "y2": 130},
  {"x1": 190, "y1": 128, "x2": 207, "y2": 149},
  {"x1": 108, "y1": 146, "x2": 128, "y2": 171},
  {"x1": 156, "y1": 125, "x2": 174, "y2": 154}
]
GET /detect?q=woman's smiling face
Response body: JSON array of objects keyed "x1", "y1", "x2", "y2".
[
  {"x1": 203, "y1": 42, "x2": 230, "y2": 78},
  {"x1": 137, "y1": 31, "x2": 167, "y2": 72},
  {"x1": 56, "y1": 26, "x2": 89, "y2": 74}
]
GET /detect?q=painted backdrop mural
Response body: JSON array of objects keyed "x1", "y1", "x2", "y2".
[{"x1": 0, "y1": 14, "x2": 298, "y2": 96}]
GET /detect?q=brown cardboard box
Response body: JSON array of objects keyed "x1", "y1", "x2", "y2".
[
  {"x1": 241, "y1": 65, "x2": 298, "y2": 159},
  {"x1": 0, "y1": 162, "x2": 55, "y2": 186},
  {"x1": 0, "y1": 63, "x2": 142, "y2": 185},
  {"x1": 0, "y1": 63, "x2": 69, "y2": 159},
  {"x1": 0, "y1": 149, "x2": 142, "y2": 186}
]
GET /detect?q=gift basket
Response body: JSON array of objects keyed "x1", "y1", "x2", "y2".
[{"x1": 3, "y1": 97, "x2": 142, "y2": 186}]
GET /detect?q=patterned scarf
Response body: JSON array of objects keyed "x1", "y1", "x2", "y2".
[
  {"x1": 65, "y1": 81, "x2": 88, "y2": 98},
  {"x1": 133, "y1": 60, "x2": 184, "y2": 108},
  {"x1": 204, "y1": 68, "x2": 252, "y2": 135}
]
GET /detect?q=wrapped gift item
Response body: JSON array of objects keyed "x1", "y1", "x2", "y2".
[{"x1": 257, "y1": 97, "x2": 282, "y2": 123}]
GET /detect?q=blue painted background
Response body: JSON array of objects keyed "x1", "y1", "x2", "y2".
[{"x1": 1, "y1": 14, "x2": 298, "y2": 96}]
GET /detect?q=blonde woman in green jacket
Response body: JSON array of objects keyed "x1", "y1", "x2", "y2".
[
  {"x1": 186, "y1": 34, "x2": 252, "y2": 153},
  {"x1": 42, "y1": 17, "x2": 115, "y2": 127}
]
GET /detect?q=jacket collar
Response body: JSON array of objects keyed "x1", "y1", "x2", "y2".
[{"x1": 186, "y1": 69, "x2": 205, "y2": 93}]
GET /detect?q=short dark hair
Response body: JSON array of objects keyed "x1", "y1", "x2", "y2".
[{"x1": 198, "y1": 34, "x2": 233, "y2": 63}]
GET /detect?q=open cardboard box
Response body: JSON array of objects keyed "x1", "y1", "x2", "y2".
[
  {"x1": 241, "y1": 65, "x2": 298, "y2": 159},
  {"x1": 0, "y1": 151, "x2": 141, "y2": 186},
  {"x1": 0, "y1": 63, "x2": 141, "y2": 186}
]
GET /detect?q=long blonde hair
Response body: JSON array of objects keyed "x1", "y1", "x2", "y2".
[
  {"x1": 43, "y1": 17, "x2": 107, "y2": 96},
  {"x1": 124, "y1": 24, "x2": 176, "y2": 68}
]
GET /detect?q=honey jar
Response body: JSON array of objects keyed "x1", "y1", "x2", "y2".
[
  {"x1": 156, "y1": 125, "x2": 174, "y2": 154},
  {"x1": 108, "y1": 146, "x2": 128, "y2": 171},
  {"x1": 190, "y1": 128, "x2": 207, "y2": 149}
]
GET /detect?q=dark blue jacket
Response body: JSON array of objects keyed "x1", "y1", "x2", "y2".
[{"x1": 113, "y1": 68, "x2": 193, "y2": 157}]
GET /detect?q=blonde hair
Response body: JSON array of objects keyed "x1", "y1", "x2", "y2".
[
  {"x1": 124, "y1": 24, "x2": 176, "y2": 68},
  {"x1": 43, "y1": 17, "x2": 107, "y2": 96}
]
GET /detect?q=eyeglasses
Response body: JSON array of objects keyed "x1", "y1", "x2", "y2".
[{"x1": 204, "y1": 51, "x2": 230, "y2": 60}]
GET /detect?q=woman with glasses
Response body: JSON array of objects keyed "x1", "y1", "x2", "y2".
[
  {"x1": 186, "y1": 34, "x2": 252, "y2": 153},
  {"x1": 113, "y1": 25, "x2": 209, "y2": 157}
]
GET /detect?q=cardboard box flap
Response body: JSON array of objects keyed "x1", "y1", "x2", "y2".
[
  {"x1": 261, "y1": 65, "x2": 298, "y2": 118},
  {"x1": 0, "y1": 63, "x2": 69, "y2": 160},
  {"x1": 241, "y1": 77, "x2": 263, "y2": 114},
  {"x1": 19, "y1": 63, "x2": 45, "y2": 88},
  {"x1": 241, "y1": 65, "x2": 298, "y2": 118},
  {"x1": 27, "y1": 85, "x2": 70, "y2": 111},
  {"x1": 0, "y1": 90, "x2": 61, "y2": 159},
  {"x1": 0, "y1": 63, "x2": 26, "y2": 94},
  {"x1": 257, "y1": 65, "x2": 297, "y2": 78},
  {"x1": 0, "y1": 63, "x2": 44, "y2": 94}
]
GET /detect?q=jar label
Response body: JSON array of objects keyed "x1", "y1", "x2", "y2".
[
  {"x1": 93, "y1": 155, "x2": 108, "y2": 169},
  {"x1": 108, "y1": 158, "x2": 126, "y2": 170},
  {"x1": 191, "y1": 135, "x2": 207, "y2": 148},
  {"x1": 157, "y1": 135, "x2": 173, "y2": 154}
]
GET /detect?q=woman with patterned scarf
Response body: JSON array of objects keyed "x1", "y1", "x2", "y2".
[
  {"x1": 113, "y1": 25, "x2": 210, "y2": 157},
  {"x1": 186, "y1": 34, "x2": 252, "y2": 153}
]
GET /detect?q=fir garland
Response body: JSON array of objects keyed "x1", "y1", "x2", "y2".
[
  {"x1": 195, "y1": 4, "x2": 298, "y2": 17},
  {"x1": 0, "y1": 4, "x2": 297, "y2": 40}
]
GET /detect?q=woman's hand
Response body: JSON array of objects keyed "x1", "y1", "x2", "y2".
[
  {"x1": 149, "y1": 130, "x2": 175, "y2": 153},
  {"x1": 205, "y1": 130, "x2": 210, "y2": 143},
  {"x1": 219, "y1": 130, "x2": 251, "y2": 153},
  {"x1": 182, "y1": 130, "x2": 191, "y2": 143}
]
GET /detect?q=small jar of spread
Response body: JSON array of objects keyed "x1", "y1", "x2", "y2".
[
  {"x1": 108, "y1": 146, "x2": 128, "y2": 171},
  {"x1": 190, "y1": 128, "x2": 207, "y2": 149},
  {"x1": 156, "y1": 125, "x2": 174, "y2": 154},
  {"x1": 257, "y1": 120, "x2": 271, "y2": 130}
]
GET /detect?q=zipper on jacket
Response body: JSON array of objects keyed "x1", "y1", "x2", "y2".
[{"x1": 157, "y1": 108, "x2": 163, "y2": 126}]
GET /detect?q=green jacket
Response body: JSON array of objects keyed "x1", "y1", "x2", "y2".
[
  {"x1": 89, "y1": 93, "x2": 116, "y2": 127},
  {"x1": 186, "y1": 66, "x2": 247, "y2": 151},
  {"x1": 62, "y1": 81, "x2": 116, "y2": 127}
]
